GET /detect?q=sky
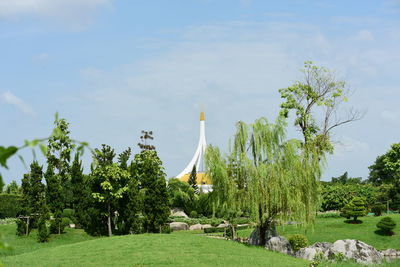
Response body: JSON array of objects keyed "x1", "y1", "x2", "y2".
[{"x1": 1, "y1": 0, "x2": 399, "y2": 185}]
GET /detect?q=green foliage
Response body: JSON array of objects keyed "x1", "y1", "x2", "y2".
[
  {"x1": 70, "y1": 154, "x2": 88, "y2": 228},
  {"x1": 62, "y1": 209, "x2": 75, "y2": 220},
  {"x1": 316, "y1": 211, "x2": 341, "y2": 218},
  {"x1": 371, "y1": 203, "x2": 386, "y2": 216},
  {"x1": 341, "y1": 197, "x2": 366, "y2": 222},
  {"x1": 376, "y1": 217, "x2": 396, "y2": 235},
  {"x1": 0, "y1": 146, "x2": 18, "y2": 169},
  {"x1": 369, "y1": 143, "x2": 400, "y2": 185},
  {"x1": 0, "y1": 194, "x2": 21, "y2": 218},
  {"x1": 37, "y1": 218, "x2": 49, "y2": 243},
  {"x1": 204, "y1": 225, "x2": 251, "y2": 234},
  {"x1": 4, "y1": 181, "x2": 20, "y2": 194},
  {"x1": 331, "y1": 172, "x2": 362, "y2": 184},
  {"x1": 133, "y1": 149, "x2": 170, "y2": 233},
  {"x1": 160, "y1": 225, "x2": 171, "y2": 234},
  {"x1": 44, "y1": 164, "x2": 63, "y2": 234},
  {"x1": 16, "y1": 219, "x2": 28, "y2": 236},
  {"x1": 288, "y1": 234, "x2": 308, "y2": 252},
  {"x1": 188, "y1": 165, "x2": 198, "y2": 193},
  {"x1": 279, "y1": 61, "x2": 356, "y2": 153},
  {"x1": 320, "y1": 183, "x2": 379, "y2": 211},
  {"x1": 205, "y1": 116, "x2": 322, "y2": 245},
  {"x1": 167, "y1": 178, "x2": 199, "y2": 215}
]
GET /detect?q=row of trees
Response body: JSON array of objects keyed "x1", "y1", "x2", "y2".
[{"x1": 16, "y1": 118, "x2": 170, "y2": 241}]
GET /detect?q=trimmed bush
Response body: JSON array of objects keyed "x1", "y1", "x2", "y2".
[
  {"x1": 376, "y1": 216, "x2": 396, "y2": 235},
  {"x1": 341, "y1": 197, "x2": 366, "y2": 222},
  {"x1": 288, "y1": 234, "x2": 308, "y2": 252},
  {"x1": 189, "y1": 211, "x2": 198, "y2": 218},
  {"x1": 0, "y1": 194, "x2": 21, "y2": 218},
  {"x1": 161, "y1": 225, "x2": 171, "y2": 234},
  {"x1": 371, "y1": 203, "x2": 386, "y2": 216},
  {"x1": 37, "y1": 219, "x2": 50, "y2": 242}
]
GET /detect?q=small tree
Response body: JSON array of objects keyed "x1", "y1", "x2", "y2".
[
  {"x1": 5, "y1": 180, "x2": 20, "y2": 194},
  {"x1": 188, "y1": 165, "x2": 198, "y2": 193},
  {"x1": 376, "y1": 216, "x2": 396, "y2": 235},
  {"x1": 91, "y1": 159, "x2": 130, "y2": 237},
  {"x1": 44, "y1": 164, "x2": 63, "y2": 234},
  {"x1": 71, "y1": 153, "x2": 87, "y2": 227},
  {"x1": 133, "y1": 149, "x2": 170, "y2": 233},
  {"x1": 342, "y1": 197, "x2": 366, "y2": 223}
]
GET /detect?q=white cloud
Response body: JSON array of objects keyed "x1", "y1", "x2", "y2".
[
  {"x1": 353, "y1": 30, "x2": 374, "y2": 41},
  {"x1": 335, "y1": 136, "x2": 370, "y2": 155},
  {"x1": 0, "y1": 0, "x2": 113, "y2": 29},
  {"x1": 0, "y1": 91, "x2": 35, "y2": 116}
]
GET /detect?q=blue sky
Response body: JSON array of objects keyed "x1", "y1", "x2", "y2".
[{"x1": 1, "y1": 0, "x2": 400, "y2": 184}]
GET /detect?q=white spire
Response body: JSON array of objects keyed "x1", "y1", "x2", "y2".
[{"x1": 176, "y1": 112, "x2": 207, "y2": 178}]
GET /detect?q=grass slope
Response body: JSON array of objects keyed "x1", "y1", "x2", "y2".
[
  {"x1": 2, "y1": 231, "x2": 309, "y2": 267},
  {"x1": 0, "y1": 224, "x2": 96, "y2": 257}
]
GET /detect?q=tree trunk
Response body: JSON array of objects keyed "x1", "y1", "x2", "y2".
[{"x1": 107, "y1": 202, "x2": 112, "y2": 237}]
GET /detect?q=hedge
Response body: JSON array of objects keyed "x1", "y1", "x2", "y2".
[{"x1": 0, "y1": 193, "x2": 21, "y2": 218}]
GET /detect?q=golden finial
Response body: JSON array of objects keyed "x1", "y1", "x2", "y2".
[{"x1": 200, "y1": 111, "x2": 205, "y2": 121}]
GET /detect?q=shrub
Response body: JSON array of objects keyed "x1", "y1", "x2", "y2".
[
  {"x1": 341, "y1": 197, "x2": 366, "y2": 222},
  {"x1": 37, "y1": 219, "x2": 50, "y2": 242},
  {"x1": 161, "y1": 225, "x2": 171, "y2": 234},
  {"x1": 231, "y1": 217, "x2": 252, "y2": 225},
  {"x1": 316, "y1": 210, "x2": 341, "y2": 218},
  {"x1": 50, "y1": 217, "x2": 70, "y2": 234},
  {"x1": 288, "y1": 234, "x2": 308, "y2": 252},
  {"x1": 225, "y1": 226, "x2": 233, "y2": 239},
  {"x1": 0, "y1": 194, "x2": 21, "y2": 219},
  {"x1": 62, "y1": 209, "x2": 75, "y2": 219},
  {"x1": 371, "y1": 203, "x2": 386, "y2": 216},
  {"x1": 189, "y1": 211, "x2": 198, "y2": 218},
  {"x1": 16, "y1": 219, "x2": 27, "y2": 236},
  {"x1": 376, "y1": 216, "x2": 396, "y2": 235}
]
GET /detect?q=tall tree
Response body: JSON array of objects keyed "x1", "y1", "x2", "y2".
[
  {"x1": 188, "y1": 165, "x2": 199, "y2": 193},
  {"x1": 5, "y1": 180, "x2": 20, "y2": 194},
  {"x1": 44, "y1": 164, "x2": 63, "y2": 234},
  {"x1": 279, "y1": 61, "x2": 362, "y2": 154},
  {"x1": 205, "y1": 117, "x2": 322, "y2": 245},
  {"x1": 91, "y1": 144, "x2": 130, "y2": 237},
  {"x1": 46, "y1": 117, "x2": 75, "y2": 208},
  {"x1": 133, "y1": 133, "x2": 169, "y2": 233},
  {"x1": 70, "y1": 153, "x2": 87, "y2": 227}
]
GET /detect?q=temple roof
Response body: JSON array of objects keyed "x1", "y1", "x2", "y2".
[{"x1": 179, "y1": 172, "x2": 212, "y2": 185}]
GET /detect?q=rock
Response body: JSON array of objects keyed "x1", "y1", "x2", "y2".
[
  {"x1": 296, "y1": 242, "x2": 334, "y2": 260},
  {"x1": 217, "y1": 223, "x2": 229, "y2": 228},
  {"x1": 331, "y1": 239, "x2": 383, "y2": 264},
  {"x1": 380, "y1": 249, "x2": 400, "y2": 257},
  {"x1": 169, "y1": 222, "x2": 189, "y2": 231},
  {"x1": 189, "y1": 224, "x2": 203, "y2": 230},
  {"x1": 265, "y1": 236, "x2": 293, "y2": 256},
  {"x1": 248, "y1": 227, "x2": 278, "y2": 246},
  {"x1": 201, "y1": 224, "x2": 212, "y2": 229},
  {"x1": 69, "y1": 224, "x2": 76, "y2": 229},
  {"x1": 170, "y1": 208, "x2": 188, "y2": 218}
]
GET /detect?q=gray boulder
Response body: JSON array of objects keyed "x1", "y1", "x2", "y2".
[
  {"x1": 170, "y1": 208, "x2": 189, "y2": 218},
  {"x1": 201, "y1": 224, "x2": 212, "y2": 229},
  {"x1": 189, "y1": 224, "x2": 203, "y2": 231},
  {"x1": 331, "y1": 239, "x2": 383, "y2": 264},
  {"x1": 296, "y1": 242, "x2": 334, "y2": 260},
  {"x1": 169, "y1": 222, "x2": 189, "y2": 231},
  {"x1": 381, "y1": 249, "x2": 400, "y2": 257},
  {"x1": 265, "y1": 236, "x2": 293, "y2": 256},
  {"x1": 248, "y1": 227, "x2": 278, "y2": 246},
  {"x1": 217, "y1": 223, "x2": 229, "y2": 228}
]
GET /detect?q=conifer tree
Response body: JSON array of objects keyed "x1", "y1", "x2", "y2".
[
  {"x1": 44, "y1": 164, "x2": 63, "y2": 234},
  {"x1": 188, "y1": 165, "x2": 198, "y2": 193},
  {"x1": 71, "y1": 153, "x2": 87, "y2": 227}
]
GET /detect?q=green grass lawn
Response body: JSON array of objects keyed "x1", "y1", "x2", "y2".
[
  {"x1": 1, "y1": 227, "x2": 309, "y2": 267},
  {"x1": 237, "y1": 214, "x2": 400, "y2": 251},
  {"x1": 1, "y1": 215, "x2": 400, "y2": 267}
]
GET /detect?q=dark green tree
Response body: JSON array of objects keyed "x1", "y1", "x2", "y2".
[
  {"x1": 188, "y1": 165, "x2": 199, "y2": 193},
  {"x1": 331, "y1": 172, "x2": 362, "y2": 184},
  {"x1": 0, "y1": 175, "x2": 4, "y2": 193},
  {"x1": 133, "y1": 149, "x2": 170, "y2": 233},
  {"x1": 376, "y1": 216, "x2": 396, "y2": 235},
  {"x1": 70, "y1": 153, "x2": 87, "y2": 228},
  {"x1": 167, "y1": 178, "x2": 198, "y2": 215},
  {"x1": 44, "y1": 164, "x2": 63, "y2": 234}
]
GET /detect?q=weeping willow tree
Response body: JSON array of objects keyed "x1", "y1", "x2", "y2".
[{"x1": 205, "y1": 116, "x2": 323, "y2": 245}]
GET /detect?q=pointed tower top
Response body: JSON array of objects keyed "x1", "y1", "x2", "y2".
[{"x1": 200, "y1": 111, "x2": 205, "y2": 121}]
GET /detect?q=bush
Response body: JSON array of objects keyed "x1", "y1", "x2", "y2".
[
  {"x1": 37, "y1": 219, "x2": 50, "y2": 242},
  {"x1": 376, "y1": 216, "x2": 396, "y2": 235},
  {"x1": 50, "y1": 217, "x2": 70, "y2": 234},
  {"x1": 189, "y1": 211, "x2": 198, "y2": 218},
  {"x1": 161, "y1": 225, "x2": 171, "y2": 234},
  {"x1": 341, "y1": 197, "x2": 366, "y2": 222},
  {"x1": 231, "y1": 217, "x2": 252, "y2": 225},
  {"x1": 371, "y1": 203, "x2": 386, "y2": 216},
  {"x1": 316, "y1": 211, "x2": 341, "y2": 218},
  {"x1": 16, "y1": 219, "x2": 27, "y2": 236},
  {"x1": 0, "y1": 194, "x2": 21, "y2": 219},
  {"x1": 288, "y1": 234, "x2": 308, "y2": 252},
  {"x1": 62, "y1": 209, "x2": 75, "y2": 219}
]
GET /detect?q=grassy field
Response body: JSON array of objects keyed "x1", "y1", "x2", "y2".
[
  {"x1": 1, "y1": 227, "x2": 309, "y2": 267},
  {"x1": 1, "y1": 215, "x2": 399, "y2": 267},
  {"x1": 237, "y1": 214, "x2": 400, "y2": 251}
]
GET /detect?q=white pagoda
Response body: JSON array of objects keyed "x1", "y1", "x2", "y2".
[{"x1": 176, "y1": 112, "x2": 212, "y2": 192}]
